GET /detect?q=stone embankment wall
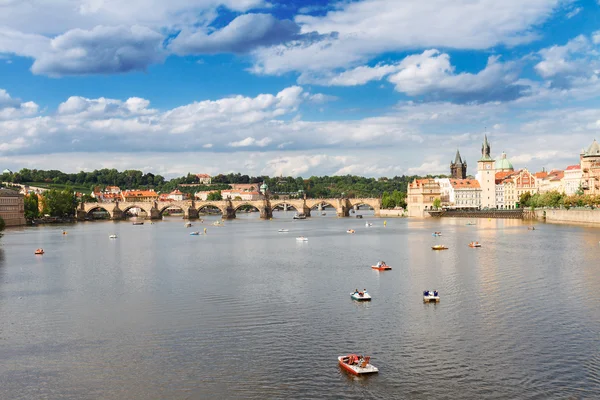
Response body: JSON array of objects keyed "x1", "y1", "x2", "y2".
[
  {"x1": 533, "y1": 209, "x2": 600, "y2": 225},
  {"x1": 379, "y1": 209, "x2": 406, "y2": 218},
  {"x1": 438, "y1": 209, "x2": 524, "y2": 219}
]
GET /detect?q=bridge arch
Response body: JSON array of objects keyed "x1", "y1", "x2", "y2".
[
  {"x1": 121, "y1": 204, "x2": 152, "y2": 217},
  {"x1": 271, "y1": 201, "x2": 300, "y2": 211},
  {"x1": 309, "y1": 201, "x2": 338, "y2": 210},
  {"x1": 197, "y1": 203, "x2": 225, "y2": 214},
  {"x1": 86, "y1": 205, "x2": 112, "y2": 219},
  {"x1": 158, "y1": 203, "x2": 185, "y2": 216}
]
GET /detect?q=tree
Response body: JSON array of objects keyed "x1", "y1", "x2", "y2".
[
  {"x1": 207, "y1": 191, "x2": 223, "y2": 201},
  {"x1": 433, "y1": 198, "x2": 441, "y2": 209},
  {"x1": 24, "y1": 194, "x2": 40, "y2": 220},
  {"x1": 519, "y1": 192, "x2": 532, "y2": 208},
  {"x1": 43, "y1": 188, "x2": 77, "y2": 217}
]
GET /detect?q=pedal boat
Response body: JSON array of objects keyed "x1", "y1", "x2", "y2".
[
  {"x1": 278, "y1": 229, "x2": 289, "y2": 232},
  {"x1": 468, "y1": 242, "x2": 481, "y2": 248},
  {"x1": 346, "y1": 229, "x2": 355, "y2": 234},
  {"x1": 431, "y1": 245, "x2": 448, "y2": 250},
  {"x1": 338, "y1": 355, "x2": 378, "y2": 375},
  {"x1": 109, "y1": 234, "x2": 118, "y2": 239},
  {"x1": 350, "y1": 291, "x2": 371, "y2": 301},
  {"x1": 371, "y1": 265, "x2": 392, "y2": 271},
  {"x1": 189, "y1": 231, "x2": 200, "y2": 235},
  {"x1": 296, "y1": 236, "x2": 308, "y2": 242},
  {"x1": 432, "y1": 232, "x2": 442, "y2": 236},
  {"x1": 423, "y1": 290, "x2": 440, "y2": 302},
  {"x1": 34, "y1": 248, "x2": 44, "y2": 255}
]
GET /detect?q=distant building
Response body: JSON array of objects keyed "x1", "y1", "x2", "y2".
[
  {"x1": 2, "y1": 169, "x2": 12, "y2": 174},
  {"x1": 121, "y1": 189, "x2": 159, "y2": 202},
  {"x1": 476, "y1": 135, "x2": 496, "y2": 208},
  {"x1": 513, "y1": 168, "x2": 538, "y2": 205},
  {"x1": 580, "y1": 139, "x2": 600, "y2": 195},
  {"x1": 221, "y1": 190, "x2": 262, "y2": 200},
  {"x1": 538, "y1": 169, "x2": 564, "y2": 194},
  {"x1": 196, "y1": 174, "x2": 211, "y2": 185},
  {"x1": 450, "y1": 179, "x2": 481, "y2": 208},
  {"x1": 495, "y1": 171, "x2": 515, "y2": 209},
  {"x1": 495, "y1": 152, "x2": 514, "y2": 172},
  {"x1": 450, "y1": 149, "x2": 467, "y2": 179},
  {"x1": 563, "y1": 165, "x2": 582, "y2": 195},
  {"x1": 0, "y1": 188, "x2": 25, "y2": 226},
  {"x1": 104, "y1": 186, "x2": 121, "y2": 194},
  {"x1": 406, "y1": 179, "x2": 441, "y2": 217},
  {"x1": 168, "y1": 189, "x2": 188, "y2": 201}
]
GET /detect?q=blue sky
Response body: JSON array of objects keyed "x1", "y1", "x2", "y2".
[{"x1": 1, "y1": 0, "x2": 600, "y2": 178}]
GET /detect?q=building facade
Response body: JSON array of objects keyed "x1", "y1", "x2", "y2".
[
  {"x1": 196, "y1": 174, "x2": 211, "y2": 185},
  {"x1": 476, "y1": 135, "x2": 496, "y2": 208},
  {"x1": 580, "y1": 139, "x2": 600, "y2": 195},
  {"x1": 513, "y1": 169, "x2": 538, "y2": 204},
  {"x1": 407, "y1": 179, "x2": 441, "y2": 217},
  {"x1": 450, "y1": 179, "x2": 481, "y2": 208},
  {"x1": 450, "y1": 149, "x2": 467, "y2": 179},
  {"x1": 0, "y1": 188, "x2": 26, "y2": 226},
  {"x1": 563, "y1": 165, "x2": 582, "y2": 195},
  {"x1": 121, "y1": 190, "x2": 159, "y2": 202}
]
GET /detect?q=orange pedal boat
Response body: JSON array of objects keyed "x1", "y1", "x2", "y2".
[{"x1": 371, "y1": 265, "x2": 392, "y2": 271}]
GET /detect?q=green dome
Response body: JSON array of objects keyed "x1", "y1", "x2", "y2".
[{"x1": 495, "y1": 152, "x2": 514, "y2": 171}]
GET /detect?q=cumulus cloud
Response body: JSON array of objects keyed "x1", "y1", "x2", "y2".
[
  {"x1": 58, "y1": 96, "x2": 156, "y2": 117},
  {"x1": 29, "y1": 25, "x2": 166, "y2": 76},
  {"x1": 387, "y1": 50, "x2": 528, "y2": 103},
  {"x1": 299, "y1": 63, "x2": 400, "y2": 86},
  {"x1": 0, "y1": 0, "x2": 264, "y2": 34},
  {"x1": 170, "y1": 13, "x2": 300, "y2": 55},
  {"x1": 0, "y1": 89, "x2": 39, "y2": 120},
  {"x1": 229, "y1": 137, "x2": 272, "y2": 147},
  {"x1": 252, "y1": 0, "x2": 561, "y2": 76}
]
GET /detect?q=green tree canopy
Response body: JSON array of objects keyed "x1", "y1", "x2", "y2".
[
  {"x1": 207, "y1": 191, "x2": 223, "y2": 201},
  {"x1": 24, "y1": 195, "x2": 40, "y2": 220},
  {"x1": 43, "y1": 188, "x2": 77, "y2": 217}
]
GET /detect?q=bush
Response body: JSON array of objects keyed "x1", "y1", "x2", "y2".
[{"x1": 0, "y1": 216, "x2": 5, "y2": 231}]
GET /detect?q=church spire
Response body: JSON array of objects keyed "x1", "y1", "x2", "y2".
[
  {"x1": 454, "y1": 149, "x2": 463, "y2": 164},
  {"x1": 480, "y1": 134, "x2": 493, "y2": 161}
]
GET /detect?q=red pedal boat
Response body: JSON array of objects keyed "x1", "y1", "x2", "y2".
[{"x1": 338, "y1": 354, "x2": 378, "y2": 375}]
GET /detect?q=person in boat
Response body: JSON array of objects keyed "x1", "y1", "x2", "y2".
[
  {"x1": 424, "y1": 290, "x2": 429, "y2": 296},
  {"x1": 433, "y1": 290, "x2": 438, "y2": 296}
]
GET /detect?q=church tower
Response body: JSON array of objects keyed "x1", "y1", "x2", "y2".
[
  {"x1": 450, "y1": 149, "x2": 467, "y2": 179},
  {"x1": 477, "y1": 134, "x2": 496, "y2": 208}
]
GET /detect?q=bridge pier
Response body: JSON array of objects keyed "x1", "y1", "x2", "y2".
[
  {"x1": 318, "y1": 203, "x2": 323, "y2": 211},
  {"x1": 185, "y1": 207, "x2": 199, "y2": 220},
  {"x1": 223, "y1": 201, "x2": 236, "y2": 220},
  {"x1": 260, "y1": 207, "x2": 273, "y2": 219},
  {"x1": 302, "y1": 205, "x2": 312, "y2": 217},
  {"x1": 111, "y1": 207, "x2": 125, "y2": 220},
  {"x1": 76, "y1": 209, "x2": 87, "y2": 221},
  {"x1": 149, "y1": 207, "x2": 161, "y2": 220},
  {"x1": 283, "y1": 204, "x2": 288, "y2": 211},
  {"x1": 336, "y1": 206, "x2": 350, "y2": 217}
]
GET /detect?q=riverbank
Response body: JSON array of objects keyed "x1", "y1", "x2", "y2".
[
  {"x1": 533, "y1": 208, "x2": 600, "y2": 226},
  {"x1": 379, "y1": 209, "x2": 406, "y2": 217}
]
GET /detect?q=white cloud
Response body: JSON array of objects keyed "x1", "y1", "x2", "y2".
[
  {"x1": 30, "y1": 25, "x2": 166, "y2": 76},
  {"x1": 300, "y1": 63, "x2": 400, "y2": 86},
  {"x1": 0, "y1": 89, "x2": 39, "y2": 120},
  {"x1": 252, "y1": 0, "x2": 561, "y2": 76},
  {"x1": 565, "y1": 7, "x2": 582, "y2": 19},
  {"x1": 228, "y1": 137, "x2": 272, "y2": 147},
  {"x1": 388, "y1": 50, "x2": 527, "y2": 102},
  {"x1": 170, "y1": 13, "x2": 299, "y2": 55},
  {"x1": 534, "y1": 35, "x2": 590, "y2": 78},
  {"x1": 0, "y1": 0, "x2": 264, "y2": 34}
]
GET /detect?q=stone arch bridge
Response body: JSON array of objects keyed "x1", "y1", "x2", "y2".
[{"x1": 79, "y1": 198, "x2": 381, "y2": 220}]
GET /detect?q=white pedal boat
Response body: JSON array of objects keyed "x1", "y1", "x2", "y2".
[
  {"x1": 338, "y1": 355, "x2": 378, "y2": 375},
  {"x1": 278, "y1": 229, "x2": 289, "y2": 232},
  {"x1": 423, "y1": 290, "x2": 440, "y2": 302},
  {"x1": 365, "y1": 222, "x2": 372, "y2": 227},
  {"x1": 350, "y1": 290, "x2": 371, "y2": 301},
  {"x1": 109, "y1": 234, "x2": 118, "y2": 239},
  {"x1": 296, "y1": 236, "x2": 308, "y2": 241}
]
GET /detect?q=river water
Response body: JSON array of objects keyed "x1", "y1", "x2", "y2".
[{"x1": 1, "y1": 212, "x2": 599, "y2": 399}]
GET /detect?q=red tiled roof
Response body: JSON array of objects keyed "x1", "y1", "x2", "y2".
[
  {"x1": 449, "y1": 179, "x2": 480, "y2": 189},
  {"x1": 196, "y1": 174, "x2": 211, "y2": 178},
  {"x1": 535, "y1": 172, "x2": 548, "y2": 179},
  {"x1": 565, "y1": 164, "x2": 581, "y2": 171}
]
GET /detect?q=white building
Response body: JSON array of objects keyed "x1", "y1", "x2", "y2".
[
  {"x1": 450, "y1": 179, "x2": 481, "y2": 208},
  {"x1": 168, "y1": 189, "x2": 188, "y2": 201},
  {"x1": 434, "y1": 178, "x2": 452, "y2": 204},
  {"x1": 221, "y1": 190, "x2": 262, "y2": 200},
  {"x1": 196, "y1": 174, "x2": 211, "y2": 185},
  {"x1": 563, "y1": 165, "x2": 582, "y2": 195}
]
